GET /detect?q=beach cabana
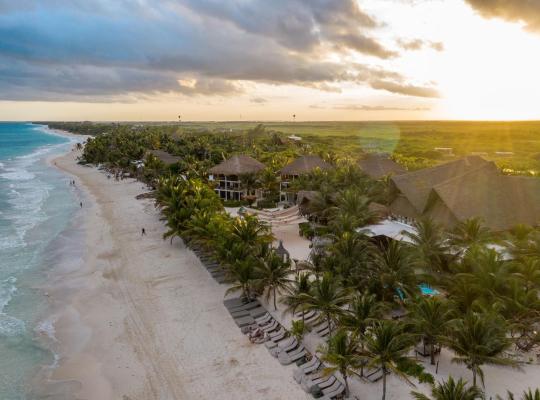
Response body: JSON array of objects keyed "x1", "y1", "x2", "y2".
[
  {"x1": 208, "y1": 155, "x2": 265, "y2": 201},
  {"x1": 358, "y1": 153, "x2": 406, "y2": 180},
  {"x1": 279, "y1": 155, "x2": 332, "y2": 204}
]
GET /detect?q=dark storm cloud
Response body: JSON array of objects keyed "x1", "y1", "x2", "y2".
[
  {"x1": 0, "y1": 0, "x2": 437, "y2": 101},
  {"x1": 465, "y1": 0, "x2": 540, "y2": 31}
]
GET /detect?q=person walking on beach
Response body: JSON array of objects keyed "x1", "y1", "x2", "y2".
[
  {"x1": 141, "y1": 228, "x2": 146, "y2": 236},
  {"x1": 80, "y1": 202, "x2": 83, "y2": 208}
]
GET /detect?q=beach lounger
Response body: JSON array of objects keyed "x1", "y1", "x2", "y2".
[
  {"x1": 234, "y1": 316, "x2": 255, "y2": 328},
  {"x1": 365, "y1": 367, "x2": 385, "y2": 383},
  {"x1": 278, "y1": 347, "x2": 306, "y2": 365},
  {"x1": 227, "y1": 300, "x2": 261, "y2": 312},
  {"x1": 204, "y1": 262, "x2": 220, "y2": 268},
  {"x1": 302, "y1": 374, "x2": 336, "y2": 393},
  {"x1": 293, "y1": 357, "x2": 321, "y2": 383},
  {"x1": 319, "y1": 380, "x2": 345, "y2": 399},
  {"x1": 255, "y1": 313, "x2": 272, "y2": 325},
  {"x1": 264, "y1": 330, "x2": 287, "y2": 349},
  {"x1": 317, "y1": 327, "x2": 330, "y2": 338},
  {"x1": 223, "y1": 297, "x2": 245, "y2": 309},
  {"x1": 314, "y1": 322, "x2": 330, "y2": 333},
  {"x1": 294, "y1": 357, "x2": 321, "y2": 383},
  {"x1": 300, "y1": 371, "x2": 324, "y2": 391},
  {"x1": 272, "y1": 338, "x2": 300, "y2": 358},
  {"x1": 214, "y1": 276, "x2": 228, "y2": 284},
  {"x1": 304, "y1": 311, "x2": 319, "y2": 323},
  {"x1": 267, "y1": 327, "x2": 286, "y2": 340},
  {"x1": 269, "y1": 337, "x2": 296, "y2": 356},
  {"x1": 263, "y1": 322, "x2": 281, "y2": 334},
  {"x1": 230, "y1": 306, "x2": 266, "y2": 319},
  {"x1": 249, "y1": 307, "x2": 267, "y2": 318},
  {"x1": 309, "y1": 317, "x2": 326, "y2": 328},
  {"x1": 261, "y1": 320, "x2": 279, "y2": 332}
]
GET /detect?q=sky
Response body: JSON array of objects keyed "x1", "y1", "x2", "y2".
[{"x1": 1, "y1": 0, "x2": 540, "y2": 121}]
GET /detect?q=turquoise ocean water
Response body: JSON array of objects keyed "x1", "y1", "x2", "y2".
[{"x1": 0, "y1": 123, "x2": 80, "y2": 399}]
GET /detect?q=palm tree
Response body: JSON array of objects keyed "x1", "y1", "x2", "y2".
[
  {"x1": 371, "y1": 240, "x2": 418, "y2": 302},
  {"x1": 184, "y1": 210, "x2": 229, "y2": 249},
  {"x1": 448, "y1": 218, "x2": 492, "y2": 254},
  {"x1": 403, "y1": 218, "x2": 450, "y2": 274},
  {"x1": 225, "y1": 257, "x2": 260, "y2": 301},
  {"x1": 513, "y1": 257, "x2": 540, "y2": 293},
  {"x1": 362, "y1": 320, "x2": 418, "y2": 400},
  {"x1": 296, "y1": 249, "x2": 325, "y2": 281},
  {"x1": 326, "y1": 231, "x2": 372, "y2": 288},
  {"x1": 259, "y1": 167, "x2": 279, "y2": 198},
  {"x1": 255, "y1": 252, "x2": 293, "y2": 310},
  {"x1": 327, "y1": 188, "x2": 377, "y2": 228},
  {"x1": 295, "y1": 272, "x2": 350, "y2": 334},
  {"x1": 318, "y1": 329, "x2": 362, "y2": 397},
  {"x1": 340, "y1": 291, "x2": 385, "y2": 376},
  {"x1": 411, "y1": 376, "x2": 483, "y2": 400},
  {"x1": 229, "y1": 214, "x2": 274, "y2": 255},
  {"x1": 305, "y1": 187, "x2": 335, "y2": 223},
  {"x1": 290, "y1": 319, "x2": 310, "y2": 342},
  {"x1": 447, "y1": 311, "x2": 515, "y2": 387},
  {"x1": 458, "y1": 247, "x2": 515, "y2": 304},
  {"x1": 282, "y1": 272, "x2": 312, "y2": 322},
  {"x1": 239, "y1": 172, "x2": 259, "y2": 199},
  {"x1": 408, "y1": 296, "x2": 453, "y2": 365}
]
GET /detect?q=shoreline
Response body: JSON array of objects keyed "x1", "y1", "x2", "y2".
[{"x1": 38, "y1": 135, "x2": 310, "y2": 399}]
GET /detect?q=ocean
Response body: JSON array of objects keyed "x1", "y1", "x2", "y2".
[{"x1": 0, "y1": 123, "x2": 81, "y2": 399}]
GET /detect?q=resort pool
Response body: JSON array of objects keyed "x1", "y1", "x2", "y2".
[{"x1": 420, "y1": 284, "x2": 440, "y2": 296}]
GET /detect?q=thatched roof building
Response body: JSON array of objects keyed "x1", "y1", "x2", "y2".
[
  {"x1": 147, "y1": 150, "x2": 182, "y2": 165},
  {"x1": 390, "y1": 156, "x2": 489, "y2": 217},
  {"x1": 208, "y1": 155, "x2": 265, "y2": 176},
  {"x1": 280, "y1": 155, "x2": 332, "y2": 176},
  {"x1": 389, "y1": 156, "x2": 540, "y2": 231},
  {"x1": 358, "y1": 154, "x2": 406, "y2": 180}
]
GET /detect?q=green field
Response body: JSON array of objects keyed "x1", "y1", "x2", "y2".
[
  {"x1": 43, "y1": 120, "x2": 540, "y2": 175},
  {"x1": 179, "y1": 121, "x2": 540, "y2": 174}
]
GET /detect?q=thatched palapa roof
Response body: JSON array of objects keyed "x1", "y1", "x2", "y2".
[
  {"x1": 208, "y1": 155, "x2": 265, "y2": 176},
  {"x1": 390, "y1": 156, "x2": 489, "y2": 214},
  {"x1": 425, "y1": 164, "x2": 540, "y2": 231},
  {"x1": 280, "y1": 155, "x2": 332, "y2": 176},
  {"x1": 147, "y1": 150, "x2": 182, "y2": 165},
  {"x1": 389, "y1": 156, "x2": 540, "y2": 231},
  {"x1": 358, "y1": 154, "x2": 406, "y2": 180}
]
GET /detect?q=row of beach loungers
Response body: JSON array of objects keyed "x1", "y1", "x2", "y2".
[
  {"x1": 190, "y1": 244, "x2": 229, "y2": 284},
  {"x1": 223, "y1": 297, "x2": 347, "y2": 399},
  {"x1": 188, "y1": 243, "x2": 347, "y2": 399}
]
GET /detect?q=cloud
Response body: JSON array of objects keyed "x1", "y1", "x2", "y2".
[
  {"x1": 179, "y1": 0, "x2": 394, "y2": 58},
  {"x1": 465, "y1": 0, "x2": 540, "y2": 32},
  {"x1": 0, "y1": 0, "x2": 436, "y2": 101},
  {"x1": 250, "y1": 97, "x2": 267, "y2": 104},
  {"x1": 333, "y1": 104, "x2": 430, "y2": 111},
  {"x1": 370, "y1": 80, "x2": 440, "y2": 98},
  {"x1": 310, "y1": 104, "x2": 430, "y2": 111},
  {"x1": 397, "y1": 38, "x2": 444, "y2": 51}
]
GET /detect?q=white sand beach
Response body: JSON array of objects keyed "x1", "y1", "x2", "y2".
[
  {"x1": 41, "y1": 147, "x2": 311, "y2": 400},
  {"x1": 38, "y1": 143, "x2": 540, "y2": 400}
]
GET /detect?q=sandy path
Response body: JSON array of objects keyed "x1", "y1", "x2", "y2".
[{"x1": 43, "y1": 148, "x2": 310, "y2": 400}]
